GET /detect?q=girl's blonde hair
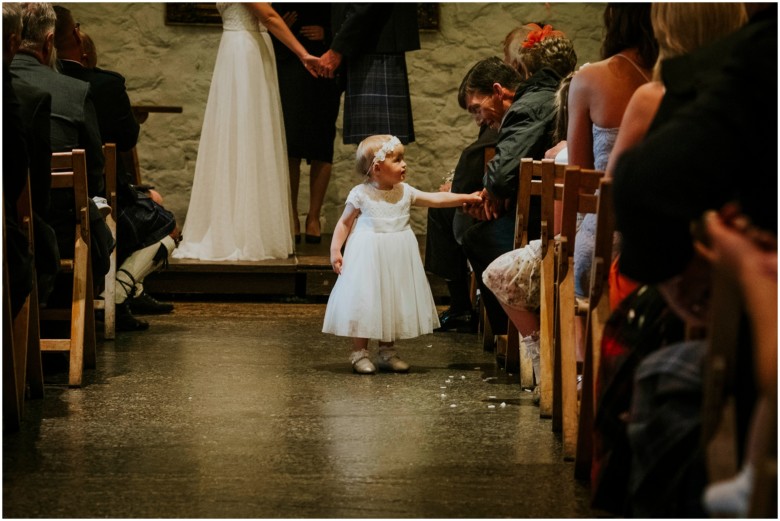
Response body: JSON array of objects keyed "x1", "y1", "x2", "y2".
[
  {"x1": 355, "y1": 134, "x2": 404, "y2": 176},
  {"x1": 652, "y1": 3, "x2": 748, "y2": 80}
]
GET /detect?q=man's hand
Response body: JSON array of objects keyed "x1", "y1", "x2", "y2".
[{"x1": 319, "y1": 49, "x2": 342, "y2": 78}]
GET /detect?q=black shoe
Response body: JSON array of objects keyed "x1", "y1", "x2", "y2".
[
  {"x1": 305, "y1": 234, "x2": 321, "y2": 244},
  {"x1": 435, "y1": 308, "x2": 476, "y2": 333},
  {"x1": 116, "y1": 302, "x2": 150, "y2": 332},
  {"x1": 127, "y1": 292, "x2": 174, "y2": 315}
]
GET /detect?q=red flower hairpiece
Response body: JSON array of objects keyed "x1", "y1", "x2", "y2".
[{"x1": 522, "y1": 24, "x2": 565, "y2": 49}]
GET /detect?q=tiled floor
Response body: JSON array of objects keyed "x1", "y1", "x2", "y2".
[{"x1": 3, "y1": 302, "x2": 596, "y2": 518}]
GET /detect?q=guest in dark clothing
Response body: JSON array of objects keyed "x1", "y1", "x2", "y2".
[
  {"x1": 272, "y1": 3, "x2": 341, "y2": 244},
  {"x1": 607, "y1": 4, "x2": 777, "y2": 516},
  {"x1": 424, "y1": 125, "x2": 498, "y2": 332},
  {"x1": 457, "y1": 56, "x2": 562, "y2": 336},
  {"x1": 10, "y1": 2, "x2": 113, "y2": 298},
  {"x1": 614, "y1": 5, "x2": 777, "y2": 284},
  {"x1": 318, "y1": 3, "x2": 419, "y2": 145},
  {"x1": 53, "y1": 6, "x2": 178, "y2": 330}
]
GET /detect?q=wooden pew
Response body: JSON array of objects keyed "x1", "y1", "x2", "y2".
[
  {"x1": 574, "y1": 178, "x2": 615, "y2": 479},
  {"x1": 39, "y1": 149, "x2": 96, "y2": 387},
  {"x1": 3, "y1": 173, "x2": 45, "y2": 431},
  {"x1": 554, "y1": 165, "x2": 604, "y2": 460}
]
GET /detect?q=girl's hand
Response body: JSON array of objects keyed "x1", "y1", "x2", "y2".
[
  {"x1": 331, "y1": 252, "x2": 344, "y2": 275},
  {"x1": 464, "y1": 190, "x2": 483, "y2": 205}
]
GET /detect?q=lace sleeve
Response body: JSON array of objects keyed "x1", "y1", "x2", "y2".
[
  {"x1": 405, "y1": 183, "x2": 420, "y2": 205},
  {"x1": 345, "y1": 184, "x2": 362, "y2": 209}
]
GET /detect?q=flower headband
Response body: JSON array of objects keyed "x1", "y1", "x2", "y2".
[
  {"x1": 522, "y1": 24, "x2": 564, "y2": 49},
  {"x1": 367, "y1": 136, "x2": 401, "y2": 174}
]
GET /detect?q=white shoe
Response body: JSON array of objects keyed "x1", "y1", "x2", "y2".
[
  {"x1": 350, "y1": 349, "x2": 376, "y2": 375},
  {"x1": 703, "y1": 464, "x2": 753, "y2": 517},
  {"x1": 92, "y1": 196, "x2": 111, "y2": 218},
  {"x1": 376, "y1": 349, "x2": 410, "y2": 373}
]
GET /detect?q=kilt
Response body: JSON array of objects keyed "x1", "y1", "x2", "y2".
[
  {"x1": 343, "y1": 53, "x2": 415, "y2": 145},
  {"x1": 117, "y1": 187, "x2": 176, "y2": 263}
]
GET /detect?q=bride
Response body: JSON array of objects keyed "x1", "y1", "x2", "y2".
[{"x1": 174, "y1": 3, "x2": 319, "y2": 261}]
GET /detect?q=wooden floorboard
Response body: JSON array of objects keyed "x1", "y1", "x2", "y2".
[{"x1": 145, "y1": 234, "x2": 449, "y2": 301}]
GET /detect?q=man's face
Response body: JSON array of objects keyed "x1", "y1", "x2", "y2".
[{"x1": 465, "y1": 90, "x2": 504, "y2": 130}]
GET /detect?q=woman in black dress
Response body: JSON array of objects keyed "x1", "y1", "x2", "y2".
[{"x1": 273, "y1": 3, "x2": 341, "y2": 243}]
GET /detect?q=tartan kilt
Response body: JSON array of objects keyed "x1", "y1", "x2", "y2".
[
  {"x1": 343, "y1": 53, "x2": 415, "y2": 145},
  {"x1": 117, "y1": 188, "x2": 176, "y2": 264}
]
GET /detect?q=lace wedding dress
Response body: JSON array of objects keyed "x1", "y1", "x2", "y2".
[{"x1": 173, "y1": 2, "x2": 294, "y2": 261}]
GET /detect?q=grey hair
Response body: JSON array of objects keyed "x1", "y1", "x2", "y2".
[{"x1": 19, "y1": 2, "x2": 55, "y2": 51}]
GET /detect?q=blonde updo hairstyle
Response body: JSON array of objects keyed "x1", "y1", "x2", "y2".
[
  {"x1": 355, "y1": 134, "x2": 404, "y2": 177},
  {"x1": 513, "y1": 24, "x2": 577, "y2": 81},
  {"x1": 651, "y1": 3, "x2": 748, "y2": 80}
]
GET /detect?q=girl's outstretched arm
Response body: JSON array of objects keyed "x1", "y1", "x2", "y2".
[
  {"x1": 330, "y1": 203, "x2": 360, "y2": 275},
  {"x1": 414, "y1": 190, "x2": 483, "y2": 209}
]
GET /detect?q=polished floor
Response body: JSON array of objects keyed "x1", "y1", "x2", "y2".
[{"x1": 3, "y1": 302, "x2": 597, "y2": 518}]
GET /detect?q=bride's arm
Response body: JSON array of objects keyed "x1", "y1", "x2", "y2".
[{"x1": 246, "y1": 3, "x2": 318, "y2": 73}]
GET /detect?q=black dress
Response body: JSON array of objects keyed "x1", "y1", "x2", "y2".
[{"x1": 272, "y1": 3, "x2": 341, "y2": 163}]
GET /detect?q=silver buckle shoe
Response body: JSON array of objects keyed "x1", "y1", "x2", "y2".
[
  {"x1": 350, "y1": 349, "x2": 376, "y2": 375},
  {"x1": 376, "y1": 349, "x2": 410, "y2": 373}
]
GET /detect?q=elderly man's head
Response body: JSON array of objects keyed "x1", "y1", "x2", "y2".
[
  {"x1": 458, "y1": 57, "x2": 522, "y2": 129},
  {"x1": 18, "y1": 2, "x2": 56, "y2": 67}
]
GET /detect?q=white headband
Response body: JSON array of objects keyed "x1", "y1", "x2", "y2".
[{"x1": 367, "y1": 136, "x2": 401, "y2": 174}]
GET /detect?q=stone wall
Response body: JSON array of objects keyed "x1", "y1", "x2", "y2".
[{"x1": 61, "y1": 2, "x2": 605, "y2": 234}]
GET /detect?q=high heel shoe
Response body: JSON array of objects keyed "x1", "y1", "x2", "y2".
[
  {"x1": 295, "y1": 234, "x2": 301, "y2": 244},
  {"x1": 305, "y1": 215, "x2": 321, "y2": 244}
]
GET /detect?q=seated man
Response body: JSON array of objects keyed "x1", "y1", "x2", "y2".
[
  {"x1": 457, "y1": 55, "x2": 562, "y2": 336},
  {"x1": 54, "y1": 6, "x2": 179, "y2": 331},
  {"x1": 10, "y1": 2, "x2": 113, "y2": 302},
  {"x1": 4, "y1": 2, "x2": 59, "y2": 307},
  {"x1": 424, "y1": 124, "x2": 497, "y2": 332}
]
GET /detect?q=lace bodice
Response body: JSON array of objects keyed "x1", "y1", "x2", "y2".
[
  {"x1": 592, "y1": 124, "x2": 619, "y2": 171},
  {"x1": 217, "y1": 3, "x2": 266, "y2": 32},
  {"x1": 346, "y1": 183, "x2": 418, "y2": 232}
]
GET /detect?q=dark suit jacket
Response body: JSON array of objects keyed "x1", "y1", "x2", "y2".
[
  {"x1": 10, "y1": 73, "x2": 52, "y2": 218},
  {"x1": 330, "y1": 3, "x2": 420, "y2": 58},
  {"x1": 58, "y1": 59, "x2": 139, "y2": 188},
  {"x1": 11, "y1": 52, "x2": 104, "y2": 197},
  {"x1": 613, "y1": 6, "x2": 778, "y2": 284}
]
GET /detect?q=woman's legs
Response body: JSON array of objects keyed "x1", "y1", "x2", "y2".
[{"x1": 305, "y1": 160, "x2": 332, "y2": 238}]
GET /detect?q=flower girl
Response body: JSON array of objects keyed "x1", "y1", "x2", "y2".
[{"x1": 322, "y1": 135, "x2": 483, "y2": 374}]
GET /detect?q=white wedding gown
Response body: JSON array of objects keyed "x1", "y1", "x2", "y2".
[{"x1": 173, "y1": 2, "x2": 294, "y2": 261}]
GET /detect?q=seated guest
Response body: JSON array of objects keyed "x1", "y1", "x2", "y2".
[
  {"x1": 458, "y1": 28, "x2": 573, "y2": 339},
  {"x1": 10, "y1": 2, "x2": 113, "y2": 300},
  {"x1": 424, "y1": 123, "x2": 498, "y2": 332},
  {"x1": 79, "y1": 30, "x2": 96, "y2": 69},
  {"x1": 4, "y1": 2, "x2": 60, "y2": 306},
  {"x1": 477, "y1": 25, "x2": 576, "y2": 390},
  {"x1": 603, "y1": 3, "x2": 776, "y2": 516},
  {"x1": 3, "y1": 1, "x2": 34, "y2": 317},
  {"x1": 53, "y1": 6, "x2": 179, "y2": 330}
]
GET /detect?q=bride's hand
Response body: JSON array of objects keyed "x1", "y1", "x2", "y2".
[{"x1": 301, "y1": 54, "x2": 320, "y2": 78}]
